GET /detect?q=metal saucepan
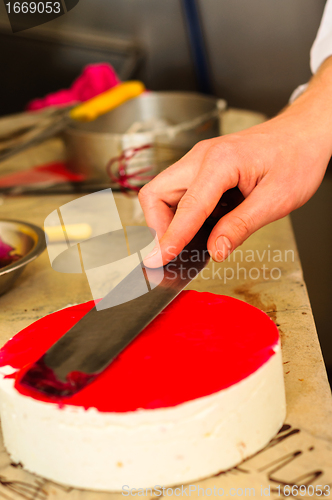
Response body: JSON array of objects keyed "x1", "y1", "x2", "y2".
[
  {"x1": 64, "y1": 92, "x2": 227, "y2": 184},
  {"x1": 0, "y1": 82, "x2": 145, "y2": 164}
]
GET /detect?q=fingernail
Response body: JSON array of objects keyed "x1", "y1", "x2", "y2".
[
  {"x1": 144, "y1": 246, "x2": 159, "y2": 260},
  {"x1": 215, "y1": 236, "x2": 232, "y2": 262},
  {"x1": 143, "y1": 246, "x2": 163, "y2": 269}
]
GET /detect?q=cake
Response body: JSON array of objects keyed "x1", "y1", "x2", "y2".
[{"x1": 0, "y1": 291, "x2": 286, "y2": 490}]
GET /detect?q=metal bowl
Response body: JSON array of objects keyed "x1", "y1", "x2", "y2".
[
  {"x1": 0, "y1": 220, "x2": 46, "y2": 296},
  {"x1": 64, "y1": 91, "x2": 227, "y2": 182}
]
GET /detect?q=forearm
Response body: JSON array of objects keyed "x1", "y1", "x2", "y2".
[{"x1": 278, "y1": 56, "x2": 332, "y2": 159}]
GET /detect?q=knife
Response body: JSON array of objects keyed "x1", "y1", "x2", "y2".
[{"x1": 20, "y1": 188, "x2": 244, "y2": 398}]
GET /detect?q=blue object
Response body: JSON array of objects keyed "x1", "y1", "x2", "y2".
[{"x1": 181, "y1": 0, "x2": 213, "y2": 94}]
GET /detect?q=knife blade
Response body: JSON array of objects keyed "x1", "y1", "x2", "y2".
[{"x1": 20, "y1": 188, "x2": 244, "y2": 398}]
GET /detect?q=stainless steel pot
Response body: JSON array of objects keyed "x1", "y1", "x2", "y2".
[{"x1": 64, "y1": 92, "x2": 226, "y2": 184}]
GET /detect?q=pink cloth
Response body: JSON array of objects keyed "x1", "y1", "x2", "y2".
[{"x1": 26, "y1": 63, "x2": 120, "y2": 111}]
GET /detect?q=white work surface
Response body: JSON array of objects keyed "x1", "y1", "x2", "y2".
[{"x1": 0, "y1": 109, "x2": 331, "y2": 499}]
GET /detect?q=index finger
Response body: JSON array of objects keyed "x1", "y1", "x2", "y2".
[
  {"x1": 144, "y1": 163, "x2": 239, "y2": 267},
  {"x1": 139, "y1": 141, "x2": 213, "y2": 239}
]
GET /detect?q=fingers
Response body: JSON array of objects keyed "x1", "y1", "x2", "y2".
[
  {"x1": 138, "y1": 142, "x2": 211, "y2": 240},
  {"x1": 207, "y1": 182, "x2": 289, "y2": 262},
  {"x1": 144, "y1": 156, "x2": 239, "y2": 267},
  {"x1": 138, "y1": 186, "x2": 182, "y2": 241}
]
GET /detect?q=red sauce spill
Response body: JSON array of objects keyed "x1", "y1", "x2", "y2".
[{"x1": 0, "y1": 291, "x2": 279, "y2": 412}]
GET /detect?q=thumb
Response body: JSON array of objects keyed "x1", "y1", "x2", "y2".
[{"x1": 207, "y1": 185, "x2": 287, "y2": 261}]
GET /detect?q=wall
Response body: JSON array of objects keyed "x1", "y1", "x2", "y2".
[
  {"x1": 200, "y1": 0, "x2": 326, "y2": 114},
  {"x1": 0, "y1": 0, "x2": 327, "y2": 116}
]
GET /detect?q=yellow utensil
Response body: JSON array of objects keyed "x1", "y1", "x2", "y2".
[{"x1": 70, "y1": 81, "x2": 145, "y2": 122}]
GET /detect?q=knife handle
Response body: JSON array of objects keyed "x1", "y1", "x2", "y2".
[{"x1": 206, "y1": 187, "x2": 245, "y2": 228}]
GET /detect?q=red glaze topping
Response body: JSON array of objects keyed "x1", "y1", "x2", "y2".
[{"x1": 0, "y1": 291, "x2": 279, "y2": 412}]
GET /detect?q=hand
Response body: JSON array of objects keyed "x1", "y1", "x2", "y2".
[{"x1": 139, "y1": 60, "x2": 332, "y2": 267}]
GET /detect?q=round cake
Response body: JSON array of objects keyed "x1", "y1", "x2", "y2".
[{"x1": 0, "y1": 291, "x2": 286, "y2": 490}]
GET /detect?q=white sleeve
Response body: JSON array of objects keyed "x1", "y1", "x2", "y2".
[
  {"x1": 290, "y1": 0, "x2": 332, "y2": 102},
  {"x1": 311, "y1": 0, "x2": 332, "y2": 73}
]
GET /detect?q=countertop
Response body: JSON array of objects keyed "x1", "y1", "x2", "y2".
[{"x1": 0, "y1": 109, "x2": 331, "y2": 499}]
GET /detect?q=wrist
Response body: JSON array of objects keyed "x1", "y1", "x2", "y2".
[{"x1": 280, "y1": 56, "x2": 332, "y2": 157}]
